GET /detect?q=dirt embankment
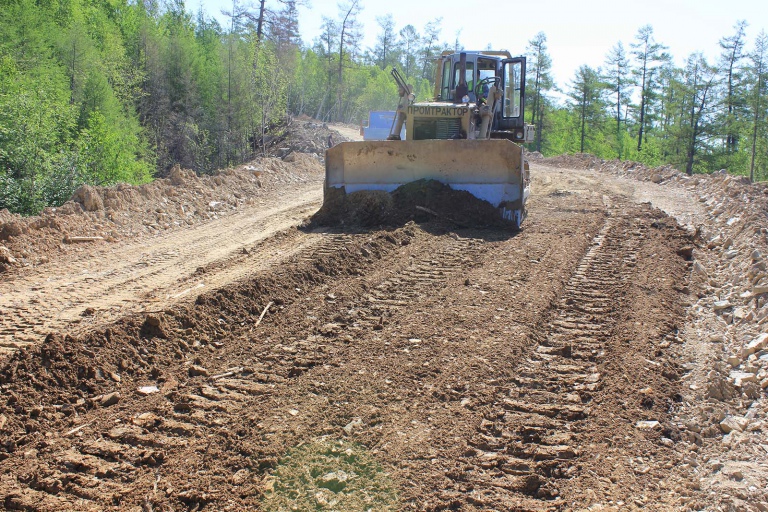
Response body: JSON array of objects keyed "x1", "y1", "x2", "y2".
[{"x1": 0, "y1": 154, "x2": 323, "y2": 273}]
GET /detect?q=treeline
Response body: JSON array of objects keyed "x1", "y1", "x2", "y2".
[
  {"x1": 525, "y1": 24, "x2": 768, "y2": 181},
  {"x1": 1, "y1": 0, "x2": 766, "y2": 215},
  {"x1": 0, "y1": 0, "x2": 449, "y2": 215}
]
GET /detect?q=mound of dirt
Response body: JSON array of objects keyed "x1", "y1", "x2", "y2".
[
  {"x1": 0, "y1": 153, "x2": 324, "y2": 273},
  {"x1": 259, "y1": 116, "x2": 352, "y2": 158},
  {"x1": 311, "y1": 180, "x2": 515, "y2": 229}
]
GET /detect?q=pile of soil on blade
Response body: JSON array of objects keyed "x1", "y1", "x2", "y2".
[{"x1": 311, "y1": 179, "x2": 514, "y2": 229}]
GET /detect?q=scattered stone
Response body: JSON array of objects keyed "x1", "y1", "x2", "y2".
[
  {"x1": 342, "y1": 418, "x2": 363, "y2": 434},
  {"x1": 724, "y1": 250, "x2": 739, "y2": 259},
  {"x1": 137, "y1": 386, "x2": 160, "y2": 396},
  {"x1": 0, "y1": 414, "x2": 6, "y2": 430},
  {"x1": 727, "y1": 355, "x2": 740, "y2": 367},
  {"x1": 100, "y1": 392, "x2": 120, "y2": 407},
  {"x1": 636, "y1": 420, "x2": 660, "y2": 429},
  {"x1": 720, "y1": 416, "x2": 749, "y2": 434},
  {"x1": 745, "y1": 333, "x2": 768, "y2": 355},
  {"x1": 0, "y1": 245, "x2": 17, "y2": 265},
  {"x1": 714, "y1": 300, "x2": 732, "y2": 311},
  {"x1": 288, "y1": 409, "x2": 299, "y2": 416},
  {"x1": 730, "y1": 371, "x2": 757, "y2": 386},
  {"x1": 189, "y1": 365, "x2": 209, "y2": 377}
]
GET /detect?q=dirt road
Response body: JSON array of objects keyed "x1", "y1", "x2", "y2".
[
  {"x1": 1, "y1": 153, "x2": 767, "y2": 510},
  {"x1": 0, "y1": 183, "x2": 323, "y2": 356}
]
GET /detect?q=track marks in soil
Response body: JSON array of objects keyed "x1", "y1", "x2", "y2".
[
  {"x1": 0, "y1": 197, "x2": 695, "y2": 510},
  {"x1": 0, "y1": 186, "x2": 322, "y2": 356},
  {"x1": 459, "y1": 210, "x2": 644, "y2": 507}
]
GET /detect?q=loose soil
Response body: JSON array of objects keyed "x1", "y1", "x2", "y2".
[{"x1": 1, "y1": 139, "x2": 767, "y2": 511}]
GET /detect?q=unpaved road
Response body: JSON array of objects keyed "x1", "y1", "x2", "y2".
[
  {"x1": 1, "y1": 154, "x2": 766, "y2": 511},
  {"x1": 0, "y1": 184, "x2": 323, "y2": 356}
]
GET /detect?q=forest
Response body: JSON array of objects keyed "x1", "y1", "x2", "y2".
[{"x1": 0, "y1": 0, "x2": 766, "y2": 215}]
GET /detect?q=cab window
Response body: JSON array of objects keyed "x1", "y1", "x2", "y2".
[{"x1": 453, "y1": 61, "x2": 474, "y2": 97}]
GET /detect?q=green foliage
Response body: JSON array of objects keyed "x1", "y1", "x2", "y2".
[{"x1": 3, "y1": 2, "x2": 768, "y2": 215}]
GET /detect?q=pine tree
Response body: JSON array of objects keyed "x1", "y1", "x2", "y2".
[
  {"x1": 630, "y1": 25, "x2": 667, "y2": 152},
  {"x1": 603, "y1": 42, "x2": 632, "y2": 159},
  {"x1": 747, "y1": 31, "x2": 768, "y2": 182},
  {"x1": 717, "y1": 20, "x2": 748, "y2": 166},
  {"x1": 525, "y1": 32, "x2": 554, "y2": 153}
]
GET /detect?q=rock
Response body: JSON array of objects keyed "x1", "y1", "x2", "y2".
[
  {"x1": 189, "y1": 365, "x2": 209, "y2": 377},
  {"x1": 137, "y1": 386, "x2": 159, "y2": 396},
  {"x1": 72, "y1": 185, "x2": 104, "y2": 211},
  {"x1": 693, "y1": 261, "x2": 707, "y2": 276},
  {"x1": 636, "y1": 420, "x2": 660, "y2": 429},
  {"x1": 727, "y1": 355, "x2": 740, "y2": 367},
  {"x1": 720, "y1": 416, "x2": 749, "y2": 434},
  {"x1": 0, "y1": 414, "x2": 6, "y2": 430},
  {"x1": 724, "y1": 249, "x2": 739, "y2": 259},
  {"x1": 730, "y1": 371, "x2": 757, "y2": 386},
  {"x1": 745, "y1": 333, "x2": 768, "y2": 355},
  {"x1": 752, "y1": 250, "x2": 763, "y2": 261},
  {"x1": 342, "y1": 418, "x2": 363, "y2": 434},
  {"x1": 754, "y1": 281, "x2": 768, "y2": 295},
  {"x1": 0, "y1": 245, "x2": 17, "y2": 265},
  {"x1": 714, "y1": 300, "x2": 732, "y2": 311},
  {"x1": 283, "y1": 152, "x2": 297, "y2": 162},
  {"x1": 100, "y1": 392, "x2": 120, "y2": 407},
  {"x1": 677, "y1": 246, "x2": 694, "y2": 260}
]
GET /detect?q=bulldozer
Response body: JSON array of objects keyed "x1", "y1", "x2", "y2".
[{"x1": 324, "y1": 50, "x2": 534, "y2": 228}]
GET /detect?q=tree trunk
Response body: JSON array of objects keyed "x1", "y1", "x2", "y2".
[{"x1": 637, "y1": 65, "x2": 647, "y2": 152}]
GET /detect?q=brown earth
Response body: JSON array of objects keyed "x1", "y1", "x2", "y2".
[{"x1": 0, "y1": 138, "x2": 767, "y2": 511}]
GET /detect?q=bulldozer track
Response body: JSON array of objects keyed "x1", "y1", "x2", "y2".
[
  {"x1": 0, "y1": 189, "x2": 321, "y2": 356},
  {"x1": 0, "y1": 188, "x2": 698, "y2": 510},
  {"x1": 457, "y1": 210, "x2": 650, "y2": 505}
]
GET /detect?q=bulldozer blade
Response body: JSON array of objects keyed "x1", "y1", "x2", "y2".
[{"x1": 325, "y1": 139, "x2": 529, "y2": 223}]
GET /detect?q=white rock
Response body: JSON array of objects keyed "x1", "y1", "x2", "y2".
[
  {"x1": 727, "y1": 355, "x2": 740, "y2": 367},
  {"x1": 730, "y1": 371, "x2": 757, "y2": 386},
  {"x1": 714, "y1": 300, "x2": 733, "y2": 311},
  {"x1": 745, "y1": 333, "x2": 768, "y2": 355},
  {"x1": 720, "y1": 416, "x2": 749, "y2": 434},
  {"x1": 137, "y1": 386, "x2": 159, "y2": 396},
  {"x1": 724, "y1": 250, "x2": 739, "y2": 259},
  {"x1": 636, "y1": 420, "x2": 660, "y2": 429},
  {"x1": 755, "y1": 282, "x2": 768, "y2": 295}
]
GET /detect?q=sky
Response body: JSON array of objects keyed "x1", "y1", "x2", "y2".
[{"x1": 198, "y1": 0, "x2": 768, "y2": 88}]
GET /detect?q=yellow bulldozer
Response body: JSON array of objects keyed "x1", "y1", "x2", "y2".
[{"x1": 325, "y1": 50, "x2": 534, "y2": 228}]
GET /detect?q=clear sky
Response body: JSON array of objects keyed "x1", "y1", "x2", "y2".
[{"x1": 198, "y1": 0, "x2": 768, "y2": 89}]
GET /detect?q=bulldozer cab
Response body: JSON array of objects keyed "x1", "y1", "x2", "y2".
[{"x1": 436, "y1": 51, "x2": 528, "y2": 138}]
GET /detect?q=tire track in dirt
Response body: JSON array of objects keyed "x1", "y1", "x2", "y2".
[{"x1": 0, "y1": 186, "x2": 322, "y2": 356}]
